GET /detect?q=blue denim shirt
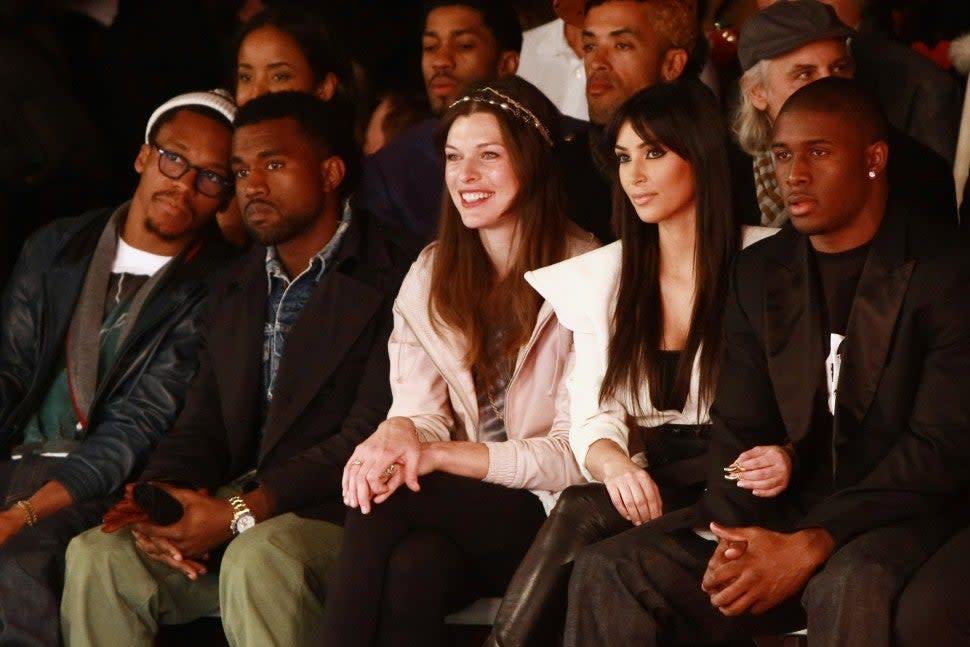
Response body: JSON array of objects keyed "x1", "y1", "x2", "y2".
[{"x1": 263, "y1": 206, "x2": 352, "y2": 408}]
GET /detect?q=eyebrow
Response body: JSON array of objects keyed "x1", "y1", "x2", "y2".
[
  {"x1": 423, "y1": 28, "x2": 480, "y2": 39},
  {"x1": 230, "y1": 148, "x2": 285, "y2": 165},
  {"x1": 582, "y1": 27, "x2": 638, "y2": 39},
  {"x1": 770, "y1": 138, "x2": 835, "y2": 148},
  {"x1": 445, "y1": 140, "x2": 505, "y2": 149}
]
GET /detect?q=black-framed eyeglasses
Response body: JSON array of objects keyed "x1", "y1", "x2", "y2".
[{"x1": 151, "y1": 144, "x2": 233, "y2": 198}]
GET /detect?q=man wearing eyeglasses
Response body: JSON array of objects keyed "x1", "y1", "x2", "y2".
[{"x1": 0, "y1": 89, "x2": 237, "y2": 646}]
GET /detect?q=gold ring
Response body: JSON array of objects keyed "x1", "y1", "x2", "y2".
[
  {"x1": 382, "y1": 464, "x2": 399, "y2": 479},
  {"x1": 350, "y1": 459, "x2": 363, "y2": 467}
]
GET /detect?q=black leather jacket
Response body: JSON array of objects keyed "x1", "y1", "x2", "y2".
[{"x1": 0, "y1": 205, "x2": 236, "y2": 502}]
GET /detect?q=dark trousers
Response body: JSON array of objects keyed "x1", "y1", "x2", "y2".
[
  {"x1": 563, "y1": 512, "x2": 953, "y2": 647},
  {"x1": 0, "y1": 459, "x2": 111, "y2": 647},
  {"x1": 320, "y1": 472, "x2": 546, "y2": 647},
  {"x1": 895, "y1": 523, "x2": 970, "y2": 646}
]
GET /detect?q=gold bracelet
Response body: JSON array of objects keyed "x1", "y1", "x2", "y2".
[{"x1": 15, "y1": 500, "x2": 37, "y2": 526}]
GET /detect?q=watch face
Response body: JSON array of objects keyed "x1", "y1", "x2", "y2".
[{"x1": 235, "y1": 513, "x2": 256, "y2": 534}]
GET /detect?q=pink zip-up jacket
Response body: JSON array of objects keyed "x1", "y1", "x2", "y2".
[{"x1": 387, "y1": 232, "x2": 598, "y2": 509}]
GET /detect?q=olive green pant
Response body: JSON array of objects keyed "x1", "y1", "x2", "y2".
[{"x1": 60, "y1": 513, "x2": 343, "y2": 647}]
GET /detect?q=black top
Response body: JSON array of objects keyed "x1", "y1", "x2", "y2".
[
  {"x1": 656, "y1": 349, "x2": 686, "y2": 412},
  {"x1": 814, "y1": 242, "x2": 870, "y2": 336}
]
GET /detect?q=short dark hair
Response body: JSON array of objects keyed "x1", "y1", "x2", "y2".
[
  {"x1": 231, "y1": 6, "x2": 355, "y2": 98},
  {"x1": 421, "y1": 0, "x2": 523, "y2": 53},
  {"x1": 147, "y1": 105, "x2": 232, "y2": 144},
  {"x1": 778, "y1": 76, "x2": 888, "y2": 144},
  {"x1": 234, "y1": 91, "x2": 361, "y2": 202}
]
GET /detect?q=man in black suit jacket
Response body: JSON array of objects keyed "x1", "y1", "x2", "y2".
[
  {"x1": 60, "y1": 93, "x2": 419, "y2": 647},
  {"x1": 564, "y1": 78, "x2": 970, "y2": 647}
]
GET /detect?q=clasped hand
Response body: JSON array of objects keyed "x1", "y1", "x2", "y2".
[
  {"x1": 342, "y1": 417, "x2": 434, "y2": 514},
  {"x1": 131, "y1": 484, "x2": 234, "y2": 580},
  {"x1": 701, "y1": 523, "x2": 833, "y2": 616}
]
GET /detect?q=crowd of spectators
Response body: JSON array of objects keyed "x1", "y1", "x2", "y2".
[{"x1": 0, "y1": 0, "x2": 968, "y2": 646}]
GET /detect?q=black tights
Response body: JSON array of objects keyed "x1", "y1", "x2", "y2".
[{"x1": 320, "y1": 472, "x2": 546, "y2": 647}]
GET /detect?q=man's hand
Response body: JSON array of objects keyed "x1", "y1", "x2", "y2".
[
  {"x1": 131, "y1": 527, "x2": 209, "y2": 580},
  {"x1": 729, "y1": 445, "x2": 794, "y2": 497},
  {"x1": 702, "y1": 523, "x2": 834, "y2": 616},
  {"x1": 132, "y1": 485, "x2": 234, "y2": 578},
  {"x1": 343, "y1": 417, "x2": 423, "y2": 513}
]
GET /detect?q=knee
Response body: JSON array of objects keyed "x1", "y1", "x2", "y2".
[
  {"x1": 65, "y1": 528, "x2": 125, "y2": 577},
  {"x1": 804, "y1": 555, "x2": 898, "y2": 609}
]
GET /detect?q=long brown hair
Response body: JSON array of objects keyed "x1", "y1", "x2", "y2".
[
  {"x1": 599, "y1": 79, "x2": 738, "y2": 416},
  {"x1": 429, "y1": 76, "x2": 570, "y2": 387}
]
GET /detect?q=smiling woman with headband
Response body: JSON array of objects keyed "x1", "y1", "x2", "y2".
[{"x1": 320, "y1": 76, "x2": 597, "y2": 646}]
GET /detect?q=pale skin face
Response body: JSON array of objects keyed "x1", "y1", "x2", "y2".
[
  {"x1": 614, "y1": 121, "x2": 697, "y2": 229},
  {"x1": 444, "y1": 111, "x2": 520, "y2": 246},
  {"x1": 749, "y1": 39, "x2": 854, "y2": 120},
  {"x1": 581, "y1": 1, "x2": 687, "y2": 125},
  {"x1": 235, "y1": 26, "x2": 337, "y2": 106},
  {"x1": 421, "y1": 6, "x2": 518, "y2": 114}
]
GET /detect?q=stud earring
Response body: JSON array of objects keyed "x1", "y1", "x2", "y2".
[{"x1": 867, "y1": 170, "x2": 877, "y2": 179}]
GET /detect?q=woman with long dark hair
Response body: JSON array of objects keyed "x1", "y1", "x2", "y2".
[
  {"x1": 319, "y1": 75, "x2": 597, "y2": 647},
  {"x1": 487, "y1": 78, "x2": 792, "y2": 646}
]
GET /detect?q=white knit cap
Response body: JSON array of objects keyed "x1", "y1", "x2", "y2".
[{"x1": 144, "y1": 88, "x2": 237, "y2": 143}]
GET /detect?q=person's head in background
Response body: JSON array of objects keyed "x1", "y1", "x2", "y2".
[
  {"x1": 600, "y1": 78, "x2": 737, "y2": 410},
  {"x1": 233, "y1": 6, "x2": 355, "y2": 107},
  {"x1": 734, "y1": 0, "x2": 855, "y2": 155},
  {"x1": 757, "y1": 0, "x2": 867, "y2": 28},
  {"x1": 431, "y1": 76, "x2": 570, "y2": 384},
  {"x1": 559, "y1": 0, "x2": 699, "y2": 125},
  {"x1": 363, "y1": 91, "x2": 434, "y2": 156},
  {"x1": 421, "y1": 0, "x2": 522, "y2": 115}
]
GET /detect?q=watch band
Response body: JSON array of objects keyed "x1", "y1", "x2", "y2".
[{"x1": 228, "y1": 495, "x2": 254, "y2": 536}]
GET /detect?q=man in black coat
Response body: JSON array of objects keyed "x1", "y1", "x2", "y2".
[
  {"x1": 564, "y1": 78, "x2": 970, "y2": 647},
  {"x1": 61, "y1": 92, "x2": 419, "y2": 647},
  {"x1": 0, "y1": 88, "x2": 236, "y2": 647}
]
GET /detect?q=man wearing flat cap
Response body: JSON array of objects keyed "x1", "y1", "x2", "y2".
[
  {"x1": 0, "y1": 89, "x2": 237, "y2": 645},
  {"x1": 734, "y1": 0, "x2": 956, "y2": 228}
]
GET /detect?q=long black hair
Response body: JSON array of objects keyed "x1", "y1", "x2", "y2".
[{"x1": 600, "y1": 78, "x2": 738, "y2": 416}]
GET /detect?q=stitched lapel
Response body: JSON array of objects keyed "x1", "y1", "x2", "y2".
[
  {"x1": 836, "y1": 206, "x2": 914, "y2": 429},
  {"x1": 764, "y1": 229, "x2": 824, "y2": 443}
]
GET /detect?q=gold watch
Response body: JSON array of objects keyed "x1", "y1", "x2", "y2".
[{"x1": 228, "y1": 496, "x2": 255, "y2": 536}]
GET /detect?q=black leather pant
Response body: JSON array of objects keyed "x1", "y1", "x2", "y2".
[{"x1": 486, "y1": 424, "x2": 709, "y2": 647}]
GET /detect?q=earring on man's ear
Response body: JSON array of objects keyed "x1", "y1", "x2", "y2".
[{"x1": 867, "y1": 170, "x2": 877, "y2": 179}]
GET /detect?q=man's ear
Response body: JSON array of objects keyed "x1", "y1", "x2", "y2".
[
  {"x1": 865, "y1": 139, "x2": 889, "y2": 176},
  {"x1": 314, "y1": 72, "x2": 338, "y2": 102},
  {"x1": 321, "y1": 155, "x2": 346, "y2": 193},
  {"x1": 134, "y1": 144, "x2": 151, "y2": 174},
  {"x1": 746, "y1": 79, "x2": 769, "y2": 113},
  {"x1": 660, "y1": 48, "x2": 688, "y2": 82},
  {"x1": 497, "y1": 50, "x2": 519, "y2": 77}
]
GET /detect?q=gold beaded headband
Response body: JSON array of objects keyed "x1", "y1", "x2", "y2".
[{"x1": 449, "y1": 87, "x2": 554, "y2": 147}]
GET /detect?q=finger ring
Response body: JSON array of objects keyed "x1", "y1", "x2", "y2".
[
  {"x1": 350, "y1": 459, "x2": 363, "y2": 466},
  {"x1": 382, "y1": 464, "x2": 399, "y2": 479}
]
